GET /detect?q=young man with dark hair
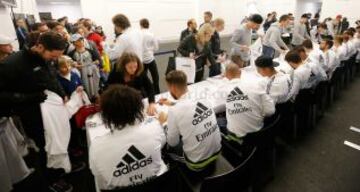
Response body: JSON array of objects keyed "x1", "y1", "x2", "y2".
[
  {"x1": 284, "y1": 50, "x2": 312, "y2": 100},
  {"x1": 0, "y1": 31, "x2": 74, "y2": 191},
  {"x1": 319, "y1": 38, "x2": 339, "y2": 78},
  {"x1": 158, "y1": 70, "x2": 221, "y2": 172},
  {"x1": 180, "y1": 18, "x2": 198, "y2": 41},
  {"x1": 89, "y1": 85, "x2": 167, "y2": 190},
  {"x1": 262, "y1": 14, "x2": 290, "y2": 58},
  {"x1": 294, "y1": 46, "x2": 327, "y2": 88},
  {"x1": 200, "y1": 11, "x2": 213, "y2": 28},
  {"x1": 255, "y1": 55, "x2": 291, "y2": 104},
  {"x1": 230, "y1": 14, "x2": 263, "y2": 63},
  {"x1": 140, "y1": 18, "x2": 160, "y2": 94},
  {"x1": 292, "y1": 14, "x2": 311, "y2": 47},
  {"x1": 106, "y1": 14, "x2": 144, "y2": 61}
]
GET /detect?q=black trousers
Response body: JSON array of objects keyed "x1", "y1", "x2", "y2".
[
  {"x1": 209, "y1": 63, "x2": 221, "y2": 77},
  {"x1": 20, "y1": 105, "x2": 64, "y2": 187},
  {"x1": 144, "y1": 59, "x2": 160, "y2": 94}
]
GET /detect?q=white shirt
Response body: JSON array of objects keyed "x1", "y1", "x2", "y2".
[
  {"x1": 142, "y1": 29, "x2": 159, "y2": 64},
  {"x1": 333, "y1": 44, "x2": 348, "y2": 62},
  {"x1": 260, "y1": 72, "x2": 291, "y2": 104},
  {"x1": 308, "y1": 48, "x2": 327, "y2": 72},
  {"x1": 322, "y1": 49, "x2": 339, "y2": 79},
  {"x1": 89, "y1": 114, "x2": 167, "y2": 190},
  {"x1": 166, "y1": 92, "x2": 222, "y2": 163},
  {"x1": 284, "y1": 63, "x2": 312, "y2": 100},
  {"x1": 105, "y1": 28, "x2": 144, "y2": 61},
  {"x1": 216, "y1": 78, "x2": 275, "y2": 138},
  {"x1": 304, "y1": 58, "x2": 327, "y2": 89}
]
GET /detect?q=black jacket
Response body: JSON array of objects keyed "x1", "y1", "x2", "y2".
[
  {"x1": 177, "y1": 34, "x2": 216, "y2": 69},
  {"x1": 180, "y1": 28, "x2": 197, "y2": 42},
  {"x1": 210, "y1": 31, "x2": 223, "y2": 56},
  {"x1": 107, "y1": 70, "x2": 155, "y2": 103},
  {"x1": 0, "y1": 48, "x2": 65, "y2": 119}
]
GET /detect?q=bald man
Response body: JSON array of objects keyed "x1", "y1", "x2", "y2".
[{"x1": 214, "y1": 63, "x2": 275, "y2": 138}]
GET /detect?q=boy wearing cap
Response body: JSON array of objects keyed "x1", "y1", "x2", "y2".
[
  {"x1": 0, "y1": 35, "x2": 14, "y2": 62},
  {"x1": 230, "y1": 14, "x2": 263, "y2": 63},
  {"x1": 255, "y1": 56, "x2": 291, "y2": 104},
  {"x1": 68, "y1": 33, "x2": 101, "y2": 99}
]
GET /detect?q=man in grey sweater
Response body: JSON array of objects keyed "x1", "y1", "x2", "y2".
[
  {"x1": 263, "y1": 14, "x2": 291, "y2": 58},
  {"x1": 230, "y1": 14, "x2": 263, "y2": 63},
  {"x1": 291, "y1": 14, "x2": 311, "y2": 47}
]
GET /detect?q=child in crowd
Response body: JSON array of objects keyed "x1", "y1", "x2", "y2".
[
  {"x1": 68, "y1": 33, "x2": 101, "y2": 99},
  {"x1": 57, "y1": 56, "x2": 83, "y2": 97}
]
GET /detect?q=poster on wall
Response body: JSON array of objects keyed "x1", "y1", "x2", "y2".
[{"x1": 39, "y1": 12, "x2": 53, "y2": 22}]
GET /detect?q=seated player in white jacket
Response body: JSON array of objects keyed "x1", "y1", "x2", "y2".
[
  {"x1": 255, "y1": 55, "x2": 291, "y2": 104},
  {"x1": 319, "y1": 38, "x2": 339, "y2": 79},
  {"x1": 158, "y1": 70, "x2": 222, "y2": 172},
  {"x1": 295, "y1": 46, "x2": 327, "y2": 88},
  {"x1": 89, "y1": 85, "x2": 167, "y2": 190},
  {"x1": 284, "y1": 50, "x2": 312, "y2": 101},
  {"x1": 215, "y1": 63, "x2": 275, "y2": 138}
]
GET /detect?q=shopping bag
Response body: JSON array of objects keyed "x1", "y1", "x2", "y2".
[{"x1": 175, "y1": 57, "x2": 196, "y2": 83}]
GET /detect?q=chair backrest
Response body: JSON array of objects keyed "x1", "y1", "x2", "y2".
[
  {"x1": 101, "y1": 167, "x2": 180, "y2": 192},
  {"x1": 244, "y1": 114, "x2": 281, "y2": 148},
  {"x1": 199, "y1": 147, "x2": 257, "y2": 192}
]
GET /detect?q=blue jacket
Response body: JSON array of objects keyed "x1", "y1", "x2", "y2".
[{"x1": 57, "y1": 71, "x2": 82, "y2": 97}]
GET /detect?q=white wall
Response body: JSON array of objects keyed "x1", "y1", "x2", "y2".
[
  {"x1": 80, "y1": 0, "x2": 197, "y2": 43},
  {"x1": 36, "y1": 2, "x2": 82, "y2": 22},
  {"x1": 0, "y1": 7, "x2": 18, "y2": 50},
  {"x1": 80, "y1": 0, "x2": 298, "y2": 43},
  {"x1": 295, "y1": 0, "x2": 322, "y2": 22},
  {"x1": 12, "y1": 0, "x2": 40, "y2": 21},
  {"x1": 321, "y1": 0, "x2": 359, "y2": 26},
  {"x1": 0, "y1": 0, "x2": 39, "y2": 50}
]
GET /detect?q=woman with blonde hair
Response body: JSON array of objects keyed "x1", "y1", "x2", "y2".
[{"x1": 177, "y1": 23, "x2": 216, "y2": 82}]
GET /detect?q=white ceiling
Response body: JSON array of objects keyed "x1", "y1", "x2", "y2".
[{"x1": 35, "y1": 0, "x2": 80, "y2": 5}]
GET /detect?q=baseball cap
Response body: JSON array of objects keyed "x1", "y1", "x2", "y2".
[
  {"x1": 70, "y1": 33, "x2": 84, "y2": 42},
  {"x1": 0, "y1": 35, "x2": 15, "y2": 45},
  {"x1": 255, "y1": 55, "x2": 279, "y2": 68}
]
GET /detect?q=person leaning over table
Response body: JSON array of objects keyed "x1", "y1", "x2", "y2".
[
  {"x1": 177, "y1": 23, "x2": 217, "y2": 83},
  {"x1": 106, "y1": 52, "x2": 157, "y2": 116},
  {"x1": 262, "y1": 14, "x2": 291, "y2": 58}
]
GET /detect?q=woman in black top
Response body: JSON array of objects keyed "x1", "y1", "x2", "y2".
[
  {"x1": 107, "y1": 52, "x2": 156, "y2": 115},
  {"x1": 177, "y1": 23, "x2": 216, "y2": 82}
]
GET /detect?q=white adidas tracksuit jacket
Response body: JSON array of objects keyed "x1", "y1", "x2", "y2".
[
  {"x1": 166, "y1": 92, "x2": 222, "y2": 164},
  {"x1": 88, "y1": 113, "x2": 167, "y2": 190},
  {"x1": 215, "y1": 78, "x2": 275, "y2": 138}
]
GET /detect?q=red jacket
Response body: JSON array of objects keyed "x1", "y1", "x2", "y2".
[{"x1": 87, "y1": 32, "x2": 103, "y2": 54}]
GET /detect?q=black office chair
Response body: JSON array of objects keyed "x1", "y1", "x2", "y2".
[
  {"x1": 101, "y1": 167, "x2": 184, "y2": 192},
  {"x1": 199, "y1": 147, "x2": 257, "y2": 192}
]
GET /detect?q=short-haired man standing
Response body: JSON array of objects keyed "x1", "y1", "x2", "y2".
[
  {"x1": 0, "y1": 32, "x2": 73, "y2": 191},
  {"x1": 263, "y1": 14, "x2": 291, "y2": 58},
  {"x1": 180, "y1": 19, "x2": 198, "y2": 41},
  {"x1": 230, "y1": 14, "x2": 263, "y2": 63},
  {"x1": 106, "y1": 14, "x2": 144, "y2": 61}
]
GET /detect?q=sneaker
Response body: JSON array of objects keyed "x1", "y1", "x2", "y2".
[
  {"x1": 49, "y1": 180, "x2": 73, "y2": 192},
  {"x1": 71, "y1": 161, "x2": 86, "y2": 173}
]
